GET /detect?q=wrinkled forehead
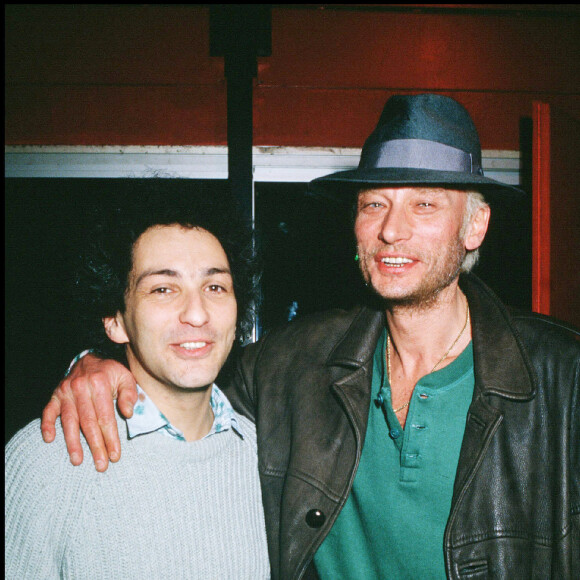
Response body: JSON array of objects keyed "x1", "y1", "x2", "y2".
[
  {"x1": 357, "y1": 185, "x2": 467, "y2": 199},
  {"x1": 355, "y1": 186, "x2": 468, "y2": 210}
]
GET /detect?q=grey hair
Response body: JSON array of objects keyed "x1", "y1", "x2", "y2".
[{"x1": 460, "y1": 190, "x2": 489, "y2": 272}]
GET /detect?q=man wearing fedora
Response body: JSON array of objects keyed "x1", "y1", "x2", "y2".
[{"x1": 41, "y1": 94, "x2": 579, "y2": 579}]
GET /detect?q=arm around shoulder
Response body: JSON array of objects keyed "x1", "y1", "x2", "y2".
[{"x1": 40, "y1": 352, "x2": 138, "y2": 471}]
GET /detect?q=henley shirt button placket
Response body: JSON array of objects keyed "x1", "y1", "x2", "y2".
[
  {"x1": 389, "y1": 428, "x2": 402, "y2": 439},
  {"x1": 305, "y1": 509, "x2": 326, "y2": 528}
]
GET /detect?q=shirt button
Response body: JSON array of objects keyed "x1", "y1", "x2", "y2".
[
  {"x1": 389, "y1": 428, "x2": 401, "y2": 439},
  {"x1": 305, "y1": 509, "x2": 326, "y2": 528}
]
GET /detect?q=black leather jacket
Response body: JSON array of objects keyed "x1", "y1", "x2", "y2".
[{"x1": 224, "y1": 274, "x2": 580, "y2": 579}]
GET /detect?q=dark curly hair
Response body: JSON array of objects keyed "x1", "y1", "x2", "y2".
[{"x1": 74, "y1": 180, "x2": 261, "y2": 366}]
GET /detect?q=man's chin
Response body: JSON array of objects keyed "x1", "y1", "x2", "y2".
[
  {"x1": 368, "y1": 279, "x2": 425, "y2": 304},
  {"x1": 370, "y1": 276, "x2": 460, "y2": 310},
  {"x1": 165, "y1": 380, "x2": 215, "y2": 393}
]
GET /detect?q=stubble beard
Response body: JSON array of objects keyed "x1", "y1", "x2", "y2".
[{"x1": 359, "y1": 237, "x2": 466, "y2": 312}]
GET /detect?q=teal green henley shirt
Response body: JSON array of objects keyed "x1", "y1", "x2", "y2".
[{"x1": 314, "y1": 328, "x2": 474, "y2": 579}]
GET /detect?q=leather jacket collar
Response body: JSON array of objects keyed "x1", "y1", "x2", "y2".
[{"x1": 325, "y1": 273, "x2": 536, "y2": 401}]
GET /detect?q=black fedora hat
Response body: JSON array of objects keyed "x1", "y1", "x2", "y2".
[{"x1": 309, "y1": 93, "x2": 524, "y2": 201}]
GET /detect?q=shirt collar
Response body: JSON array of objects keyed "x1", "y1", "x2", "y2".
[{"x1": 127, "y1": 384, "x2": 244, "y2": 441}]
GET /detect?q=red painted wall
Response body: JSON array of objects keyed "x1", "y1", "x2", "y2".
[{"x1": 5, "y1": 5, "x2": 580, "y2": 149}]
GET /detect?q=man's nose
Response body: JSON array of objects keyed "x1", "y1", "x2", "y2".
[
  {"x1": 179, "y1": 291, "x2": 210, "y2": 327},
  {"x1": 379, "y1": 204, "x2": 412, "y2": 244}
]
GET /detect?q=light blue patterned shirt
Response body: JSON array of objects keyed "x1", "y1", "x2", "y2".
[{"x1": 127, "y1": 384, "x2": 244, "y2": 441}]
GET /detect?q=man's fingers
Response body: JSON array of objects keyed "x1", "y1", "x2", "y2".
[
  {"x1": 40, "y1": 395, "x2": 61, "y2": 443},
  {"x1": 116, "y1": 375, "x2": 138, "y2": 419},
  {"x1": 41, "y1": 353, "x2": 133, "y2": 470},
  {"x1": 59, "y1": 397, "x2": 85, "y2": 467},
  {"x1": 70, "y1": 379, "x2": 110, "y2": 472},
  {"x1": 92, "y1": 384, "x2": 122, "y2": 463}
]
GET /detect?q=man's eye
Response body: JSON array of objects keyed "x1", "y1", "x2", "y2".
[
  {"x1": 152, "y1": 287, "x2": 172, "y2": 294},
  {"x1": 360, "y1": 201, "x2": 383, "y2": 210}
]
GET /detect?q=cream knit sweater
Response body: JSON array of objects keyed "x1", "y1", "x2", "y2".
[{"x1": 5, "y1": 411, "x2": 270, "y2": 579}]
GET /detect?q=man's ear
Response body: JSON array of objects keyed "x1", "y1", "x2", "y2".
[
  {"x1": 103, "y1": 313, "x2": 129, "y2": 345},
  {"x1": 464, "y1": 204, "x2": 491, "y2": 251}
]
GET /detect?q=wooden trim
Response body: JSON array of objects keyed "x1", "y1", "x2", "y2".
[{"x1": 531, "y1": 102, "x2": 551, "y2": 315}]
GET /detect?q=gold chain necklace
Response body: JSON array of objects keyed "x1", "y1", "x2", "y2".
[{"x1": 387, "y1": 303, "x2": 470, "y2": 414}]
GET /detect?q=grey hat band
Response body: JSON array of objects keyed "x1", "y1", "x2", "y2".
[{"x1": 360, "y1": 138, "x2": 482, "y2": 175}]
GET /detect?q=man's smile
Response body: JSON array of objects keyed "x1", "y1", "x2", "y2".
[
  {"x1": 378, "y1": 256, "x2": 414, "y2": 267},
  {"x1": 170, "y1": 340, "x2": 214, "y2": 357}
]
